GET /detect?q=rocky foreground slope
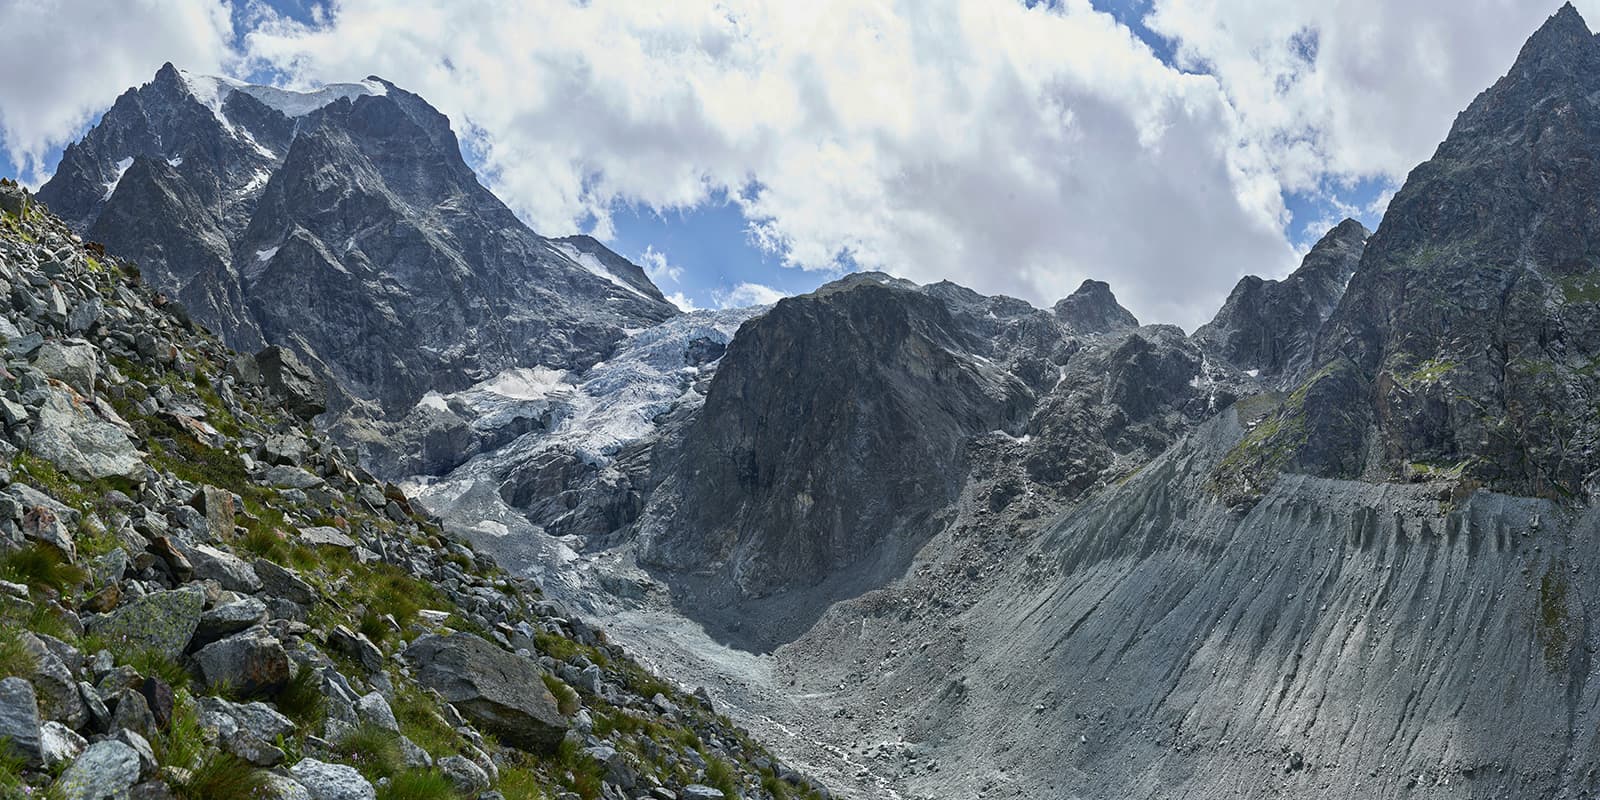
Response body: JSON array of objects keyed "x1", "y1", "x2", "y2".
[{"x1": 0, "y1": 182, "x2": 823, "y2": 800}]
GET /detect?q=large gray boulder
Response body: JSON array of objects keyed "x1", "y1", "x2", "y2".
[
  {"x1": 289, "y1": 758, "x2": 375, "y2": 800},
  {"x1": 30, "y1": 387, "x2": 143, "y2": 480},
  {"x1": 0, "y1": 677, "x2": 42, "y2": 766},
  {"x1": 403, "y1": 632, "x2": 567, "y2": 752},
  {"x1": 52, "y1": 739, "x2": 142, "y2": 799},
  {"x1": 255, "y1": 346, "x2": 326, "y2": 421},
  {"x1": 85, "y1": 588, "x2": 203, "y2": 660},
  {"x1": 194, "y1": 626, "x2": 290, "y2": 696},
  {"x1": 31, "y1": 340, "x2": 99, "y2": 395}
]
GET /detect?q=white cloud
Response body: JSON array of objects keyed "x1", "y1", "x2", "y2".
[
  {"x1": 237, "y1": 0, "x2": 1297, "y2": 329},
  {"x1": 1145, "y1": 0, "x2": 1600, "y2": 188},
  {"x1": 715, "y1": 282, "x2": 787, "y2": 309},
  {"x1": 0, "y1": 0, "x2": 236, "y2": 184},
  {"x1": 665, "y1": 292, "x2": 700, "y2": 313},
  {"x1": 638, "y1": 246, "x2": 683, "y2": 285}
]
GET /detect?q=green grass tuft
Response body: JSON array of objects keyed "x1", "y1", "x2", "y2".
[{"x1": 376, "y1": 768, "x2": 458, "y2": 800}]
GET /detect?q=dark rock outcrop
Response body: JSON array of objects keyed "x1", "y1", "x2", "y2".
[{"x1": 404, "y1": 633, "x2": 568, "y2": 753}]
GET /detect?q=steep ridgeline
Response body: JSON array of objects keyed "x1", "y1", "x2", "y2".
[
  {"x1": 37, "y1": 64, "x2": 677, "y2": 420},
  {"x1": 1229, "y1": 3, "x2": 1600, "y2": 502},
  {"x1": 1192, "y1": 218, "x2": 1368, "y2": 388},
  {"x1": 0, "y1": 186, "x2": 825, "y2": 800}
]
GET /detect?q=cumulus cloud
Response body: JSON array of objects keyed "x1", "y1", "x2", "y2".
[
  {"x1": 715, "y1": 282, "x2": 788, "y2": 309},
  {"x1": 238, "y1": 0, "x2": 1296, "y2": 328},
  {"x1": 0, "y1": 0, "x2": 236, "y2": 184},
  {"x1": 5, "y1": 0, "x2": 1586, "y2": 328},
  {"x1": 665, "y1": 292, "x2": 700, "y2": 313},
  {"x1": 1145, "y1": 0, "x2": 1600, "y2": 188},
  {"x1": 638, "y1": 246, "x2": 684, "y2": 286}
]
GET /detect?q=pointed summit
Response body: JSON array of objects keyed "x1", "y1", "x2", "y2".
[
  {"x1": 1508, "y1": 2, "x2": 1596, "y2": 75},
  {"x1": 1053, "y1": 279, "x2": 1138, "y2": 335}
]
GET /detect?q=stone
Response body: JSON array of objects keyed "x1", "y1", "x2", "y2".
[
  {"x1": 262, "y1": 434, "x2": 308, "y2": 466},
  {"x1": 189, "y1": 486, "x2": 236, "y2": 541},
  {"x1": 110, "y1": 687, "x2": 157, "y2": 739},
  {"x1": 0, "y1": 181, "x2": 26, "y2": 217},
  {"x1": 138, "y1": 676, "x2": 175, "y2": 731},
  {"x1": 261, "y1": 773, "x2": 314, "y2": 800},
  {"x1": 22, "y1": 633, "x2": 84, "y2": 728},
  {"x1": 256, "y1": 347, "x2": 327, "y2": 422},
  {"x1": 328, "y1": 625, "x2": 383, "y2": 673},
  {"x1": 21, "y1": 502, "x2": 75, "y2": 558},
  {"x1": 147, "y1": 537, "x2": 193, "y2": 581},
  {"x1": 182, "y1": 543, "x2": 261, "y2": 593},
  {"x1": 113, "y1": 728, "x2": 158, "y2": 778},
  {"x1": 30, "y1": 386, "x2": 142, "y2": 480},
  {"x1": 252, "y1": 559, "x2": 316, "y2": 604},
  {"x1": 437, "y1": 754, "x2": 490, "y2": 794},
  {"x1": 682, "y1": 786, "x2": 726, "y2": 799},
  {"x1": 53, "y1": 740, "x2": 141, "y2": 800},
  {"x1": 298, "y1": 526, "x2": 355, "y2": 549},
  {"x1": 85, "y1": 588, "x2": 203, "y2": 660},
  {"x1": 266, "y1": 466, "x2": 323, "y2": 490},
  {"x1": 194, "y1": 596, "x2": 268, "y2": 648},
  {"x1": 39, "y1": 720, "x2": 87, "y2": 768},
  {"x1": 31, "y1": 340, "x2": 98, "y2": 395},
  {"x1": 289, "y1": 758, "x2": 376, "y2": 800},
  {"x1": 194, "y1": 626, "x2": 290, "y2": 696},
  {"x1": 403, "y1": 633, "x2": 568, "y2": 753},
  {"x1": 0, "y1": 677, "x2": 42, "y2": 765},
  {"x1": 355, "y1": 692, "x2": 399, "y2": 734},
  {"x1": 197, "y1": 696, "x2": 297, "y2": 743}
]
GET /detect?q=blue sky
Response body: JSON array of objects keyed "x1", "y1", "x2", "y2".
[{"x1": 4, "y1": 0, "x2": 1538, "y2": 326}]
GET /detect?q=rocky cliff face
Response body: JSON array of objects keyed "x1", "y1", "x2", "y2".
[
  {"x1": 38, "y1": 64, "x2": 678, "y2": 419},
  {"x1": 1239, "y1": 3, "x2": 1600, "y2": 500},
  {"x1": 1192, "y1": 218, "x2": 1368, "y2": 386}
]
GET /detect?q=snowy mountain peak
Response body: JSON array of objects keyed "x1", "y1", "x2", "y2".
[{"x1": 174, "y1": 68, "x2": 388, "y2": 124}]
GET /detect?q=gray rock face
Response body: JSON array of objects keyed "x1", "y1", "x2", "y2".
[
  {"x1": 255, "y1": 346, "x2": 326, "y2": 421},
  {"x1": 30, "y1": 386, "x2": 143, "y2": 480},
  {"x1": 1192, "y1": 218, "x2": 1368, "y2": 385},
  {"x1": 403, "y1": 633, "x2": 567, "y2": 753},
  {"x1": 194, "y1": 626, "x2": 290, "y2": 696},
  {"x1": 1052, "y1": 279, "x2": 1139, "y2": 334},
  {"x1": 38, "y1": 64, "x2": 678, "y2": 422},
  {"x1": 1261, "y1": 4, "x2": 1600, "y2": 498}
]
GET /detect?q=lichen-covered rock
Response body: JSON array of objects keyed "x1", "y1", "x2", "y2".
[
  {"x1": 84, "y1": 589, "x2": 203, "y2": 660},
  {"x1": 194, "y1": 626, "x2": 290, "y2": 696},
  {"x1": 0, "y1": 677, "x2": 42, "y2": 766},
  {"x1": 30, "y1": 387, "x2": 142, "y2": 480},
  {"x1": 52, "y1": 740, "x2": 141, "y2": 800},
  {"x1": 289, "y1": 758, "x2": 375, "y2": 800}
]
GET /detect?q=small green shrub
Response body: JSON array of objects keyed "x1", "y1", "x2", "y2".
[
  {"x1": 541, "y1": 674, "x2": 580, "y2": 716},
  {"x1": 0, "y1": 628, "x2": 35, "y2": 681},
  {"x1": 393, "y1": 683, "x2": 461, "y2": 758},
  {"x1": 377, "y1": 769, "x2": 457, "y2": 800},
  {"x1": 274, "y1": 667, "x2": 327, "y2": 731},
  {"x1": 0, "y1": 542, "x2": 85, "y2": 594},
  {"x1": 705, "y1": 756, "x2": 739, "y2": 798},
  {"x1": 129, "y1": 648, "x2": 191, "y2": 692},
  {"x1": 334, "y1": 722, "x2": 405, "y2": 781},
  {"x1": 175, "y1": 751, "x2": 267, "y2": 800},
  {"x1": 153, "y1": 696, "x2": 208, "y2": 772}
]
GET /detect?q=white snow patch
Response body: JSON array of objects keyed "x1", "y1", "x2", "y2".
[
  {"x1": 178, "y1": 70, "x2": 385, "y2": 122},
  {"x1": 103, "y1": 157, "x2": 133, "y2": 200},
  {"x1": 166, "y1": 157, "x2": 183, "y2": 167},
  {"x1": 418, "y1": 391, "x2": 449, "y2": 412},
  {"x1": 554, "y1": 242, "x2": 651, "y2": 300},
  {"x1": 1245, "y1": 368, "x2": 1261, "y2": 378},
  {"x1": 240, "y1": 169, "x2": 271, "y2": 194},
  {"x1": 255, "y1": 246, "x2": 279, "y2": 262},
  {"x1": 482, "y1": 367, "x2": 571, "y2": 401}
]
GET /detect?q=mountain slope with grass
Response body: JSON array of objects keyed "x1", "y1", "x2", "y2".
[{"x1": 0, "y1": 179, "x2": 822, "y2": 800}]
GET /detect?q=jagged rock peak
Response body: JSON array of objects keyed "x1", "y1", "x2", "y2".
[
  {"x1": 1516, "y1": 2, "x2": 1595, "y2": 63},
  {"x1": 1053, "y1": 279, "x2": 1138, "y2": 334}
]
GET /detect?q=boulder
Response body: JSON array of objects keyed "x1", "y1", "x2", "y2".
[
  {"x1": 256, "y1": 347, "x2": 327, "y2": 421},
  {"x1": 22, "y1": 633, "x2": 84, "y2": 728},
  {"x1": 298, "y1": 526, "x2": 355, "y2": 549},
  {"x1": 194, "y1": 597, "x2": 268, "y2": 648},
  {"x1": 189, "y1": 486, "x2": 235, "y2": 541},
  {"x1": 0, "y1": 181, "x2": 26, "y2": 217},
  {"x1": 53, "y1": 740, "x2": 141, "y2": 800},
  {"x1": 252, "y1": 559, "x2": 316, "y2": 604},
  {"x1": 682, "y1": 786, "x2": 727, "y2": 799},
  {"x1": 0, "y1": 677, "x2": 42, "y2": 765},
  {"x1": 182, "y1": 543, "x2": 261, "y2": 593},
  {"x1": 38, "y1": 720, "x2": 86, "y2": 768},
  {"x1": 31, "y1": 340, "x2": 98, "y2": 395},
  {"x1": 438, "y1": 754, "x2": 491, "y2": 794},
  {"x1": 403, "y1": 633, "x2": 567, "y2": 753},
  {"x1": 194, "y1": 626, "x2": 290, "y2": 696},
  {"x1": 85, "y1": 588, "x2": 203, "y2": 660},
  {"x1": 31, "y1": 386, "x2": 143, "y2": 480},
  {"x1": 289, "y1": 758, "x2": 375, "y2": 800}
]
